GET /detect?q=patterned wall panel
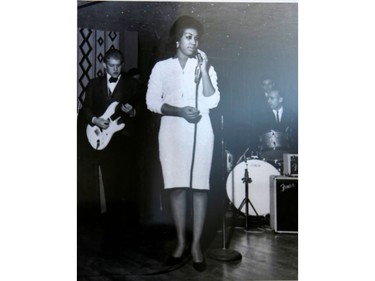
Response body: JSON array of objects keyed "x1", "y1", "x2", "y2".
[{"x1": 77, "y1": 28, "x2": 120, "y2": 112}]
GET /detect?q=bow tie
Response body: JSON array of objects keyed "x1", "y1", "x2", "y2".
[{"x1": 109, "y1": 77, "x2": 118, "y2": 83}]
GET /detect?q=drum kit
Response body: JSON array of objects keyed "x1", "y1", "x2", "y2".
[{"x1": 226, "y1": 130, "x2": 290, "y2": 227}]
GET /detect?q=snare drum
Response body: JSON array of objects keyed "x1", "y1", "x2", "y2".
[
  {"x1": 226, "y1": 159, "x2": 280, "y2": 216},
  {"x1": 259, "y1": 130, "x2": 289, "y2": 161}
]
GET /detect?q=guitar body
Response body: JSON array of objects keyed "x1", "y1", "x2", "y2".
[{"x1": 86, "y1": 101, "x2": 125, "y2": 150}]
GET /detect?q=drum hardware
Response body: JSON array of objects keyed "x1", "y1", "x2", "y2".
[
  {"x1": 225, "y1": 150, "x2": 234, "y2": 173},
  {"x1": 226, "y1": 158, "x2": 280, "y2": 220},
  {"x1": 250, "y1": 150, "x2": 259, "y2": 159},
  {"x1": 235, "y1": 147, "x2": 249, "y2": 166},
  {"x1": 259, "y1": 130, "x2": 290, "y2": 161},
  {"x1": 265, "y1": 158, "x2": 284, "y2": 174},
  {"x1": 237, "y1": 157, "x2": 259, "y2": 231}
]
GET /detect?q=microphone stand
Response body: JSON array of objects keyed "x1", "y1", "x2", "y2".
[{"x1": 207, "y1": 115, "x2": 242, "y2": 262}]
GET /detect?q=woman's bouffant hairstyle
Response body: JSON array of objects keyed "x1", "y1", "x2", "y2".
[{"x1": 169, "y1": 16, "x2": 204, "y2": 42}]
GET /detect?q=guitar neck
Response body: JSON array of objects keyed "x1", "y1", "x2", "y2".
[{"x1": 108, "y1": 102, "x2": 123, "y2": 121}]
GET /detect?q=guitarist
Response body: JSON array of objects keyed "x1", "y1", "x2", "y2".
[{"x1": 78, "y1": 48, "x2": 139, "y2": 227}]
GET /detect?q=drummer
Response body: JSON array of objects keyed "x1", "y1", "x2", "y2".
[{"x1": 256, "y1": 88, "x2": 298, "y2": 155}]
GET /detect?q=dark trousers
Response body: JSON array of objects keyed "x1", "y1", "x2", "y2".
[{"x1": 78, "y1": 131, "x2": 138, "y2": 226}]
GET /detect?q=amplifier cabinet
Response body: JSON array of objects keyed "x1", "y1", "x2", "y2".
[
  {"x1": 283, "y1": 153, "x2": 298, "y2": 176},
  {"x1": 270, "y1": 176, "x2": 298, "y2": 233}
]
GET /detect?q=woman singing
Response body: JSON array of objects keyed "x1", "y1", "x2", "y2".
[{"x1": 146, "y1": 16, "x2": 220, "y2": 272}]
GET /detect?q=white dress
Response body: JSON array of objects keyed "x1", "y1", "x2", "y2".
[{"x1": 146, "y1": 57, "x2": 220, "y2": 190}]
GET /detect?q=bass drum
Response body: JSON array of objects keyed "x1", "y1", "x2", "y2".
[{"x1": 226, "y1": 159, "x2": 280, "y2": 216}]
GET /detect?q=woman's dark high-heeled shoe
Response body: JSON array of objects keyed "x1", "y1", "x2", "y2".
[
  {"x1": 164, "y1": 255, "x2": 183, "y2": 266},
  {"x1": 192, "y1": 258, "x2": 206, "y2": 272},
  {"x1": 164, "y1": 244, "x2": 191, "y2": 267}
]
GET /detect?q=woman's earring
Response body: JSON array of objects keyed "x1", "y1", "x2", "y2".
[{"x1": 176, "y1": 42, "x2": 179, "y2": 48}]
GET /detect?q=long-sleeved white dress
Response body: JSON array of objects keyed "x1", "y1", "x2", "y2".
[{"x1": 146, "y1": 57, "x2": 220, "y2": 190}]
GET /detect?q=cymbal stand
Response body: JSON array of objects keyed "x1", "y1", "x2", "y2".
[{"x1": 238, "y1": 158, "x2": 259, "y2": 230}]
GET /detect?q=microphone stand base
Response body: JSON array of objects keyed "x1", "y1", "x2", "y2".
[{"x1": 206, "y1": 248, "x2": 242, "y2": 262}]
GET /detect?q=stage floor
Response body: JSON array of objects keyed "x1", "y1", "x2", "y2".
[{"x1": 78, "y1": 214, "x2": 298, "y2": 281}]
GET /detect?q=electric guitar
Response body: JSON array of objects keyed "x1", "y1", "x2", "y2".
[{"x1": 86, "y1": 101, "x2": 125, "y2": 150}]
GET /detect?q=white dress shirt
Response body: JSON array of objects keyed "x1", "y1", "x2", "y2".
[{"x1": 107, "y1": 73, "x2": 120, "y2": 95}]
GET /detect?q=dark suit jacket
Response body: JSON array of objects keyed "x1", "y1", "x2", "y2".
[
  {"x1": 79, "y1": 75, "x2": 139, "y2": 137},
  {"x1": 247, "y1": 104, "x2": 297, "y2": 154},
  {"x1": 257, "y1": 106, "x2": 293, "y2": 134},
  {"x1": 77, "y1": 75, "x2": 140, "y2": 213}
]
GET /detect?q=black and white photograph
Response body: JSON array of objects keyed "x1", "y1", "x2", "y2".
[
  {"x1": 4, "y1": 1, "x2": 375, "y2": 281},
  {"x1": 77, "y1": 1, "x2": 298, "y2": 280}
]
